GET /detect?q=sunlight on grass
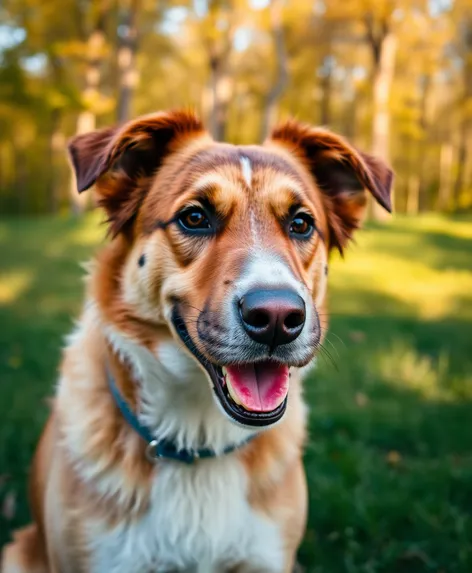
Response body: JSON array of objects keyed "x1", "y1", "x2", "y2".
[
  {"x1": 67, "y1": 212, "x2": 106, "y2": 246},
  {"x1": 0, "y1": 270, "x2": 33, "y2": 304},
  {"x1": 333, "y1": 253, "x2": 472, "y2": 318},
  {"x1": 1, "y1": 213, "x2": 472, "y2": 571},
  {"x1": 375, "y1": 341, "x2": 462, "y2": 401},
  {"x1": 399, "y1": 213, "x2": 472, "y2": 239},
  {"x1": 330, "y1": 217, "x2": 472, "y2": 320},
  {"x1": 0, "y1": 225, "x2": 8, "y2": 243}
]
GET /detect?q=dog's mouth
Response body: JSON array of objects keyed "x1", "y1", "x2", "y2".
[
  {"x1": 212, "y1": 362, "x2": 288, "y2": 426},
  {"x1": 172, "y1": 309, "x2": 288, "y2": 427}
]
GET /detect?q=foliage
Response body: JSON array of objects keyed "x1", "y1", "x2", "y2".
[
  {"x1": 0, "y1": 0, "x2": 471, "y2": 215},
  {"x1": 0, "y1": 214, "x2": 472, "y2": 571}
]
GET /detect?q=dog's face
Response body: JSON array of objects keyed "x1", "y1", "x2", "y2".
[{"x1": 69, "y1": 111, "x2": 392, "y2": 428}]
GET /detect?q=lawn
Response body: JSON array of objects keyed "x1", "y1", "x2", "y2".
[{"x1": 1, "y1": 213, "x2": 472, "y2": 572}]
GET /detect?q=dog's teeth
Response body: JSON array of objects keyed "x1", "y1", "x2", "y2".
[
  {"x1": 226, "y1": 377, "x2": 243, "y2": 406},
  {"x1": 221, "y1": 366, "x2": 244, "y2": 407},
  {"x1": 220, "y1": 366, "x2": 227, "y2": 386}
]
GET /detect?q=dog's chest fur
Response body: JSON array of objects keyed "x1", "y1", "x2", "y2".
[
  {"x1": 87, "y1": 458, "x2": 283, "y2": 572},
  {"x1": 62, "y1": 317, "x2": 285, "y2": 572}
]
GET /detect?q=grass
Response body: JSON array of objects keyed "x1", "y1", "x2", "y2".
[{"x1": 1, "y1": 213, "x2": 472, "y2": 572}]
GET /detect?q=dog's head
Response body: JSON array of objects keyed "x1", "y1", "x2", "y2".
[{"x1": 69, "y1": 110, "x2": 392, "y2": 428}]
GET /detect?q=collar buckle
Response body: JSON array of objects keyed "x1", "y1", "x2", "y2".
[
  {"x1": 145, "y1": 440, "x2": 162, "y2": 463},
  {"x1": 145, "y1": 439, "x2": 198, "y2": 465}
]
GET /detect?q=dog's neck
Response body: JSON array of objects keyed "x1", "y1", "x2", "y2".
[
  {"x1": 57, "y1": 299, "x2": 306, "y2": 510},
  {"x1": 104, "y1": 314, "x2": 256, "y2": 454}
]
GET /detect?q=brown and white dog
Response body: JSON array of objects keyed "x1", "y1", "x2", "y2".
[{"x1": 2, "y1": 110, "x2": 392, "y2": 573}]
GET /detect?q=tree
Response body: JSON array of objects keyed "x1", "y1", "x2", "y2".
[
  {"x1": 198, "y1": 0, "x2": 238, "y2": 141},
  {"x1": 259, "y1": 0, "x2": 288, "y2": 141},
  {"x1": 1, "y1": 0, "x2": 471, "y2": 216},
  {"x1": 116, "y1": 0, "x2": 141, "y2": 122},
  {"x1": 452, "y1": 0, "x2": 472, "y2": 208},
  {"x1": 363, "y1": 6, "x2": 397, "y2": 218},
  {"x1": 68, "y1": 0, "x2": 113, "y2": 214}
]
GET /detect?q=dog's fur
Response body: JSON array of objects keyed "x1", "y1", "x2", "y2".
[{"x1": 2, "y1": 110, "x2": 392, "y2": 573}]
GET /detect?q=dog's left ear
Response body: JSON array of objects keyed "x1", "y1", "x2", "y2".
[
  {"x1": 68, "y1": 111, "x2": 206, "y2": 236},
  {"x1": 268, "y1": 120, "x2": 393, "y2": 253}
]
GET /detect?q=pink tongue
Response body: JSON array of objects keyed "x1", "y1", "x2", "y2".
[{"x1": 225, "y1": 362, "x2": 289, "y2": 412}]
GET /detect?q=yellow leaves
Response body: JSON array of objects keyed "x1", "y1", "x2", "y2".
[
  {"x1": 323, "y1": 0, "x2": 398, "y2": 21},
  {"x1": 54, "y1": 40, "x2": 111, "y2": 61},
  {"x1": 43, "y1": 88, "x2": 73, "y2": 110},
  {"x1": 80, "y1": 92, "x2": 115, "y2": 115},
  {"x1": 463, "y1": 97, "x2": 472, "y2": 120},
  {"x1": 281, "y1": 0, "x2": 313, "y2": 27}
]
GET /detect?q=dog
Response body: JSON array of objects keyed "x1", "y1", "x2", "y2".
[{"x1": 2, "y1": 110, "x2": 392, "y2": 573}]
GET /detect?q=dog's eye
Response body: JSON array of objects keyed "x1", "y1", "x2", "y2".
[
  {"x1": 178, "y1": 207, "x2": 211, "y2": 232},
  {"x1": 289, "y1": 212, "x2": 315, "y2": 239}
]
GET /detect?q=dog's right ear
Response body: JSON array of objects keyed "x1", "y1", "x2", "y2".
[{"x1": 68, "y1": 111, "x2": 207, "y2": 236}]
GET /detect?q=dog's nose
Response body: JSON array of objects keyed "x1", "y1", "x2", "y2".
[{"x1": 239, "y1": 289, "x2": 306, "y2": 348}]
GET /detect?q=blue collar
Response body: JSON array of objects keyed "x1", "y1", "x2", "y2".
[{"x1": 106, "y1": 364, "x2": 252, "y2": 464}]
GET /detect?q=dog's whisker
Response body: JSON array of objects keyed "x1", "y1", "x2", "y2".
[
  {"x1": 323, "y1": 336, "x2": 341, "y2": 361},
  {"x1": 182, "y1": 303, "x2": 206, "y2": 315},
  {"x1": 316, "y1": 342, "x2": 339, "y2": 371},
  {"x1": 326, "y1": 331, "x2": 346, "y2": 349}
]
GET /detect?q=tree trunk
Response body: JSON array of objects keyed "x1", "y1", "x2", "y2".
[
  {"x1": 259, "y1": 0, "x2": 288, "y2": 141},
  {"x1": 13, "y1": 142, "x2": 28, "y2": 215},
  {"x1": 320, "y1": 68, "x2": 332, "y2": 127},
  {"x1": 70, "y1": 2, "x2": 108, "y2": 216},
  {"x1": 453, "y1": 19, "x2": 472, "y2": 210},
  {"x1": 47, "y1": 56, "x2": 66, "y2": 214},
  {"x1": 437, "y1": 142, "x2": 454, "y2": 211},
  {"x1": 70, "y1": 110, "x2": 97, "y2": 216},
  {"x1": 0, "y1": 143, "x2": 4, "y2": 195},
  {"x1": 365, "y1": 16, "x2": 397, "y2": 220},
  {"x1": 417, "y1": 74, "x2": 431, "y2": 212},
  {"x1": 406, "y1": 174, "x2": 420, "y2": 215},
  {"x1": 116, "y1": 0, "x2": 140, "y2": 123},
  {"x1": 201, "y1": 80, "x2": 213, "y2": 127},
  {"x1": 453, "y1": 120, "x2": 469, "y2": 208},
  {"x1": 209, "y1": 57, "x2": 232, "y2": 142},
  {"x1": 343, "y1": 69, "x2": 357, "y2": 139},
  {"x1": 49, "y1": 108, "x2": 65, "y2": 214},
  {"x1": 319, "y1": 32, "x2": 334, "y2": 128},
  {"x1": 203, "y1": 3, "x2": 236, "y2": 142}
]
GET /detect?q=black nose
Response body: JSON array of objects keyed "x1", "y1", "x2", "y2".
[{"x1": 239, "y1": 289, "x2": 306, "y2": 348}]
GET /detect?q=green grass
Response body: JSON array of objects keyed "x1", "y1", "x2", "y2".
[{"x1": 1, "y1": 213, "x2": 472, "y2": 572}]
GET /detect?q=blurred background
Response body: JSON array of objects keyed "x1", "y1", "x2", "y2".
[
  {"x1": 0, "y1": 1, "x2": 472, "y2": 572},
  {"x1": 0, "y1": 0, "x2": 471, "y2": 214}
]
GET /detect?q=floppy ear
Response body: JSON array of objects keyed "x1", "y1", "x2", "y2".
[
  {"x1": 269, "y1": 120, "x2": 393, "y2": 253},
  {"x1": 68, "y1": 110, "x2": 206, "y2": 236}
]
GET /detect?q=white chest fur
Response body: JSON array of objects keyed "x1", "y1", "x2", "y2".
[
  {"x1": 63, "y1": 314, "x2": 285, "y2": 571},
  {"x1": 88, "y1": 456, "x2": 283, "y2": 573}
]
